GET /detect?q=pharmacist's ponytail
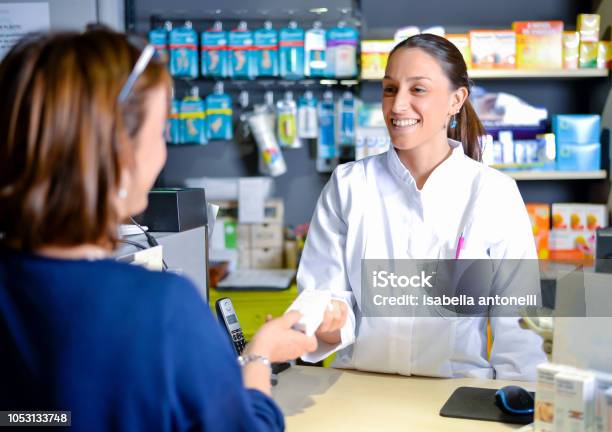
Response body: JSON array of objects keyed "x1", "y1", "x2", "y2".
[{"x1": 390, "y1": 34, "x2": 486, "y2": 162}]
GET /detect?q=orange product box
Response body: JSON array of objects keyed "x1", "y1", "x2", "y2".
[
  {"x1": 513, "y1": 21, "x2": 563, "y2": 69},
  {"x1": 446, "y1": 34, "x2": 471, "y2": 68},
  {"x1": 549, "y1": 230, "x2": 597, "y2": 260},
  {"x1": 526, "y1": 203, "x2": 550, "y2": 259},
  {"x1": 562, "y1": 31, "x2": 580, "y2": 69},
  {"x1": 583, "y1": 204, "x2": 608, "y2": 230},
  {"x1": 469, "y1": 30, "x2": 497, "y2": 69}
]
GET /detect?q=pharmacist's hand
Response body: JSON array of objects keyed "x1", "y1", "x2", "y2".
[
  {"x1": 246, "y1": 311, "x2": 318, "y2": 363},
  {"x1": 315, "y1": 300, "x2": 348, "y2": 345}
]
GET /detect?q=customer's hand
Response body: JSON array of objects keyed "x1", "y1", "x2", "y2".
[
  {"x1": 314, "y1": 300, "x2": 348, "y2": 345},
  {"x1": 246, "y1": 311, "x2": 318, "y2": 363}
]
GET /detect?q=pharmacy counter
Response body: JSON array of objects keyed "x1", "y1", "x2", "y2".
[{"x1": 272, "y1": 366, "x2": 533, "y2": 432}]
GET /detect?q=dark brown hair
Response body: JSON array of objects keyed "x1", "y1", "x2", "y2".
[
  {"x1": 388, "y1": 33, "x2": 485, "y2": 161},
  {"x1": 0, "y1": 29, "x2": 171, "y2": 251}
]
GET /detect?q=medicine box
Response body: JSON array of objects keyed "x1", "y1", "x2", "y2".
[
  {"x1": 526, "y1": 203, "x2": 550, "y2": 260},
  {"x1": 553, "y1": 114, "x2": 600, "y2": 144},
  {"x1": 513, "y1": 21, "x2": 563, "y2": 69},
  {"x1": 577, "y1": 14, "x2": 600, "y2": 43},
  {"x1": 446, "y1": 34, "x2": 471, "y2": 68},
  {"x1": 562, "y1": 31, "x2": 580, "y2": 69},
  {"x1": 469, "y1": 30, "x2": 496, "y2": 69},
  {"x1": 580, "y1": 41, "x2": 599, "y2": 68},
  {"x1": 535, "y1": 363, "x2": 574, "y2": 432},
  {"x1": 594, "y1": 372, "x2": 612, "y2": 432},
  {"x1": 554, "y1": 371, "x2": 596, "y2": 432},
  {"x1": 360, "y1": 40, "x2": 395, "y2": 80}
]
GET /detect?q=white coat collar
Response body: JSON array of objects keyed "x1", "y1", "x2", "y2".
[{"x1": 386, "y1": 138, "x2": 464, "y2": 189}]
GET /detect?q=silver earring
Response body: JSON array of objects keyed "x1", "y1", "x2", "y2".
[
  {"x1": 449, "y1": 114, "x2": 458, "y2": 129},
  {"x1": 118, "y1": 188, "x2": 128, "y2": 199}
]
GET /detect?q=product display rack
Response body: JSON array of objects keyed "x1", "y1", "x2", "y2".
[{"x1": 126, "y1": 0, "x2": 611, "y2": 225}]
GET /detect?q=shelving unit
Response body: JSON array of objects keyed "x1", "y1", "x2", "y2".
[
  {"x1": 504, "y1": 170, "x2": 608, "y2": 181},
  {"x1": 363, "y1": 69, "x2": 609, "y2": 80}
]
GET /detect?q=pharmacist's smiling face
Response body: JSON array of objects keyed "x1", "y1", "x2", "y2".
[{"x1": 382, "y1": 47, "x2": 455, "y2": 151}]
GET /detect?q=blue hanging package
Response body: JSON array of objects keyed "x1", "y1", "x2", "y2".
[
  {"x1": 279, "y1": 21, "x2": 305, "y2": 80},
  {"x1": 169, "y1": 21, "x2": 199, "y2": 79},
  {"x1": 206, "y1": 82, "x2": 233, "y2": 140},
  {"x1": 179, "y1": 87, "x2": 207, "y2": 145},
  {"x1": 201, "y1": 21, "x2": 228, "y2": 78},
  {"x1": 228, "y1": 21, "x2": 255, "y2": 79},
  {"x1": 254, "y1": 21, "x2": 279, "y2": 77}
]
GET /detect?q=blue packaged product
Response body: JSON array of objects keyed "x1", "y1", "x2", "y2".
[
  {"x1": 336, "y1": 91, "x2": 356, "y2": 146},
  {"x1": 169, "y1": 22, "x2": 199, "y2": 79},
  {"x1": 316, "y1": 90, "x2": 338, "y2": 172},
  {"x1": 325, "y1": 23, "x2": 358, "y2": 78},
  {"x1": 254, "y1": 21, "x2": 279, "y2": 77},
  {"x1": 557, "y1": 142, "x2": 601, "y2": 171},
  {"x1": 279, "y1": 21, "x2": 305, "y2": 80},
  {"x1": 148, "y1": 22, "x2": 171, "y2": 63},
  {"x1": 228, "y1": 21, "x2": 255, "y2": 79},
  {"x1": 206, "y1": 82, "x2": 233, "y2": 140},
  {"x1": 552, "y1": 114, "x2": 601, "y2": 144},
  {"x1": 180, "y1": 87, "x2": 207, "y2": 145},
  {"x1": 167, "y1": 98, "x2": 181, "y2": 144},
  {"x1": 201, "y1": 21, "x2": 228, "y2": 78},
  {"x1": 305, "y1": 21, "x2": 326, "y2": 77},
  {"x1": 297, "y1": 91, "x2": 318, "y2": 139}
]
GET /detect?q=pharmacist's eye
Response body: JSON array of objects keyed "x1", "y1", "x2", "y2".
[
  {"x1": 413, "y1": 87, "x2": 426, "y2": 94},
  {"x1": 383, "y1": 86, "x2": 396, "y2": 95}
]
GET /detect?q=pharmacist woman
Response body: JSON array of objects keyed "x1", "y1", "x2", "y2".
[{"x1": 297, "y1": 34, "x2": 547, "y2": 380}]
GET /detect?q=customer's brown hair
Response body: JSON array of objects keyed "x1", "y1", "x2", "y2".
[
  {"x1": 0, "y1": 29, "x2": 171, "y2": 250},
  {"x1": 389, "y1": 33, "x2": 486, "y2": 162}
]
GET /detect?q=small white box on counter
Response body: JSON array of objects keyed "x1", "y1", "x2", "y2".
[
  {"x1": 554, "y1": 370, "x2": 596, "y2": 432},
  {"x1": 536, "y1": 363, "x2": 574, "y2": 432}
]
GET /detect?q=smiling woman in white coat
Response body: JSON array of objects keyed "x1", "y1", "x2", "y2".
[{"x1": 297, "y1": 33, "x2": 547, "y2": 381}]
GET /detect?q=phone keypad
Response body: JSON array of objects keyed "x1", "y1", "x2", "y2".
[{"x1": 231, "y1": 329, "x2": 246, "y2": 354}]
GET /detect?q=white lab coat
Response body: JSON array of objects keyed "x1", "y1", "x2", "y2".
[{"x1": 297, "y1": 139, "x2": 546, "y2": 380}]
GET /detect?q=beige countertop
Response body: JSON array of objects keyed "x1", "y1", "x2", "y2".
[{"x1": 272, "y1": 365, "x2": 534, "y2": 432}]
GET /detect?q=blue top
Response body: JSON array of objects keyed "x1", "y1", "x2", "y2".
[{"x1": 0, "y1": 247, "x2": 284, "y2": 431}]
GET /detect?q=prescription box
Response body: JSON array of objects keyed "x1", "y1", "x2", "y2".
[
  {"x1": 446, "y1": 34, "x2": 471, "y2": 68},
  {"x1": 360, "y1": 40, "x2": 394, "y2": 80},
  {"x1": 554, "y1": 371, "x2": 596, "y2": 432},
  {"x1": 536, "y1": 363, "x2": 575, "y2": 432},
  {"x1": 553, "y1": 114, "x2": 601, "y2": 144},
  {"x1": 513, "y1": 21, "x2": 563, "y2": 69},
  {"x1": 577, "y1": 14, "x2": 600, "y2": 43},
  {"x1": 563, "y1": 31, "x2": 580, "y2": 69},
  {"x1": 526, "y1": 203, "x2": 550, "y2": 259}
]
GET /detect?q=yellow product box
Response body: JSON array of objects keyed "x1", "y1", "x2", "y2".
[
  {"x1": 562, "y1": 31, "x2": 579, "y2": 69},
  {"x1": 513, "y1": 21, "x2": 563, "y2": 69},
  {"x1": 549, "y1": 230, "x2": 597, "y2": 260},
  {"x1": 598, "y1": 41, "x2": 612, "y2": 69},
  {"x1": 577, "y1": 14, "x2": 600, "y2": 43},
  {"x1": 446, "y1": 34, "x2": 471, "y2": 68},
  {"x1": 360, "y1": 40, "x2": 395, "y2": 80},
  {"x1": 583, "y1": 204, "x2": 608, "y2": 230},
  {"x1": 580, "y1": 41, "x2": 599, "y2": 68},
  {"x1": 553, "y1": 203, "x2": 587, "y2": 230},
  {"x1": 469, "y1": 30, "x2": 496, "y2": 69},
  {"x1": 526, "y1": 203, "x2": 550, "y2": 259}
]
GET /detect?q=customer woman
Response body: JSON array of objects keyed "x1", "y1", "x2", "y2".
[
  {"x1": 0, "y1": 29, "x2": 315, "y2": 431},
  {"x1": 298, "y1": 34, "x2": 546, "y2": 380}
]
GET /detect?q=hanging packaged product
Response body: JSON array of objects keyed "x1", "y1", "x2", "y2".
[
  {"x1": 179, "y1": 87, "x2": 207, "y2": 145},
  {"x1": 336, "y1": 91, "x2": 356, "y2": 158},
  {"x1": 235, "y1": 90, "x2": 252, "y2": 146},
  {"x1": 276, "y1": 91, "x2": 300, "y2": 148},
  {"x1": 206, "y1": 82, "x2": 233, "y2": 140},
  {"x1": 169, "y1": 21, "x2": 199, "y2": 79},
  {"x1": 325, "y1": 22, "x2": 358, "y2": 78},
  {"x1": 248, "y1": 103, "x2": 287, "y2": 177},
  {"x1": 201, "y1": 21, "x2": 228, "y2": 78},
  {"x1": 297, "y1": 90, "x2": 318, "y2": 139},
  {"x1": 254, "y1": 21, "x2": 279, "y2": 77},
  {"x1": 317, "y1": 90, "x2": 338, "y2": 173},
  {"x1": 305, "y1": 21, "x2": 327, "y2": 77},
  {"x1": 255, "y1": 91, "x2": 277, "y2": 174},
  {"x1": 148, "y1": 21, "x2": 172, "y2": 63},
  {"x1": 228, "y1": 21, "x2": 255, "y2": 79},
  {"x1": 167, "y1": 89, "x2": 181, "y2": 144},
  {"x1": 279, "y1": 21, "x2": 305, "y2": 80}
]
